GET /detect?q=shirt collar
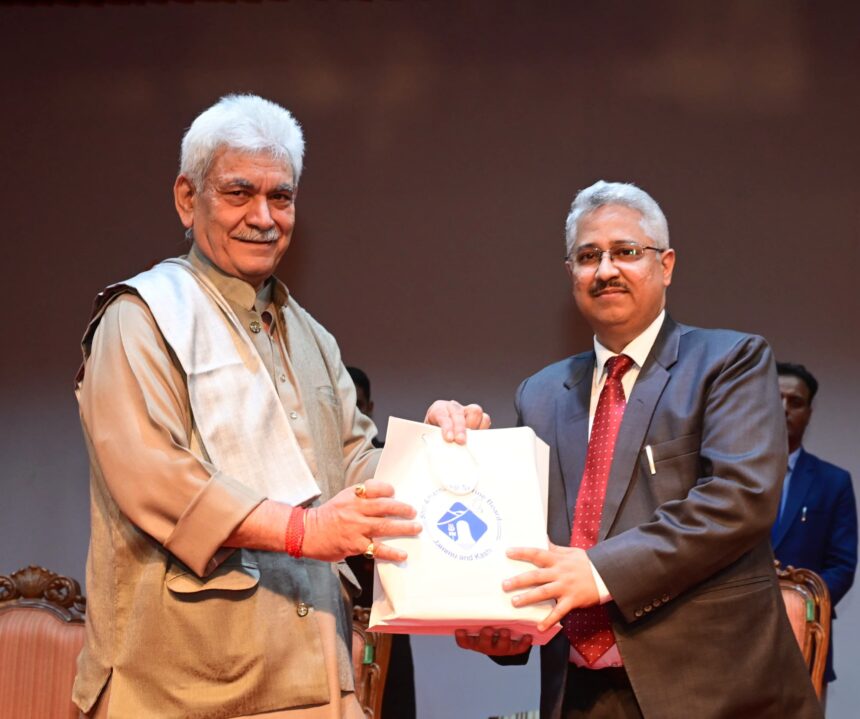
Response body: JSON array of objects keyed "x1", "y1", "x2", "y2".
[
  {"x1": 787, "y1": 447, "x2": 802, "y2": 473},
  {"x1": 187, "y1": 243, "x2": 289, "y2": 312},
  {"x1": 253, "y1": 282, "x2": 273, "y2": 315},
  {"x1": 593, "y1": 309, "x2": 666, "y2": 378}
]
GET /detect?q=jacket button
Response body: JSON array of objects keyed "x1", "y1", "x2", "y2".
[
  {"x1": 634, "y1": 609, "x2": 644, "y2": 618},
  {"x1": 644, "y1": 604, "x2": 653, "y2": 613},
  {"x1": 652, "y1": 598, "x2": 661, "y2": 607},
  {"x1": 249, "y1": 320, "x2": 262, "y2": 334},
  {"x1": 662, "y1": 593, "x2": 670, "y2": 602},
  {"x1": 296, "y1": 602, "x2": 310, "y2": 617}
]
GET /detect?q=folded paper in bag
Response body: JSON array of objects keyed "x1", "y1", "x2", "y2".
[{"x1": 368, "y1": 417, "x2": 560, "y2": 645}]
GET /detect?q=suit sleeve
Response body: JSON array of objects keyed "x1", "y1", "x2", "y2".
[
  {"x1": 821, "y1": 471, "x2": 858, "y2": 606},
  {"x1": 587, "y1": 334, "x2": 788, "y2": 623}
]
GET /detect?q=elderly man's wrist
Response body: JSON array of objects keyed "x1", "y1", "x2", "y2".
[{"x1": 284, "y1": 506, "x2": 306, "y2": 557}]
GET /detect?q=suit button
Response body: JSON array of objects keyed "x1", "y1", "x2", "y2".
[
  {"x1": 296, "y1": 602, "x2": 310, "y2": 617},
  {"x1": 652, "y1": 599, "x2": 661, "y2": 607},
  {"x1": 249, "y1": 320, "x2": 262, "y2": 334},
  {"x1": 635, "y1": 609, "x2": 644, "y2": 618},
  {"x1": 662, "y1": 593, "x2": 670, "y2": 602},
  {"x1": 644, "y1": 604, "x2": 653, "y2": 612}
]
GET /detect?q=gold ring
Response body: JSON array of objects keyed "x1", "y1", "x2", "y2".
[
  {"x1": 354, "y1": 483, "x2": 367, "y2": 498},
  {"x1": 363, "y1": 542, "x2": 375, "y2": 559}
]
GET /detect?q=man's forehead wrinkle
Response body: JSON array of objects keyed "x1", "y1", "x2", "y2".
[
  {"x1": 573, "y1": 238, "x2": 641, "y2": 250},
  {"x1": 212, "y1": 176, "x2": 294, "y2": 193},
  {"x1": 216, "y1": 176, "x2": 255, "y2": 189}
]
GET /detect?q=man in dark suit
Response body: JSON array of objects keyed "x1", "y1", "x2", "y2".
[
  {"x1": 346, "y1": 366, "x2": 384, "y2": 449},
  {"x1": 455, "y1": 181, "x2": 822, "y2": 718},
  {"x1": 772, "y1": 362, "x2": 857, "y2": 686}
]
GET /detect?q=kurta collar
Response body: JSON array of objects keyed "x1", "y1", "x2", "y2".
[{"x1": 187, "y1": 243, "x2": 290, "y2": 312}]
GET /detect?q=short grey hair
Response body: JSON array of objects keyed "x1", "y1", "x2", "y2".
[
  {"x1": 179, "y1": 94, "x2": 305, "y2": 190},
  {"x1": 564, "y1": 180, "x2": 670, "y2": 257}
]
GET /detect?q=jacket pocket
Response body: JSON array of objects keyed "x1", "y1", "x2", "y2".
[
  {"x1": 165, "y1": 550, "x2": 261, "y2": 594},
  {"x1": 689, "y1": 575, "x2": 772, "y2": 603},
  {"x1": 639, "y1": 433, "x2": 702, "y2": 505},
  {"x1": 646, "y1": 433, "x2": 700, "y2": 463}
]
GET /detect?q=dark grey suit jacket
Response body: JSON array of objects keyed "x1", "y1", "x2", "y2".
[{"x1": 515, "y1": 316, "x2": 822, "y2": 719}]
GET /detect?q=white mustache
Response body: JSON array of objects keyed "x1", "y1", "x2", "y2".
[{"x1": 233, "y1": 228, "x2": 281, "y2": 243}]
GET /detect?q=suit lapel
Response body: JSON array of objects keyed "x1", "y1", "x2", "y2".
[
  {"x1": 556, "y1": 355, "x2": 593, "y2": 535},
  {"x1": 599, "y1": 316, "x2": 679, "y2": 540},
  {"x1": 772, "y1": 449, "x2": 815, "y2": 549}
]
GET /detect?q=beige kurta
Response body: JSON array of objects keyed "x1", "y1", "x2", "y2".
[{"x1": 75, "y1": 245, "x2": 379, "y2": 719}]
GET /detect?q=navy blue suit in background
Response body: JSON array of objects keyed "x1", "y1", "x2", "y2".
[{"x1": 772, "y1": 449, "x2": 858, "y2": 682}]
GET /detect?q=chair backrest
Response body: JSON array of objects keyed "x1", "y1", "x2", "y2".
[
  {"x1": 352, "y1": 606, "x2": 392, "y2": 719},
  {"x1": 0, "y1": 566, "x2": 86, "y2": 719},
  {"x1": 774, "y1": 560, "x2": 831, "y2": 699}
]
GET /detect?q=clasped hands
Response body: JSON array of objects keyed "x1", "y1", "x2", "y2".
[{"x1": 302, "y1": 399, "x2": 491, "y2": 563}]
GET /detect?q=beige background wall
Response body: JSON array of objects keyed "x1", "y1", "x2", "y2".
[{"x1": 2, "y1": 2, "x2": 857, "y2": 716}]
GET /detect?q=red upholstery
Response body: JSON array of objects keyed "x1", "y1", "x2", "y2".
[
  {"x1": 781, "y1": 588, "x2": 810, "y2": 651},
  {"x1": 0, "y1": 606, "x2": 85, "y2": 719}
]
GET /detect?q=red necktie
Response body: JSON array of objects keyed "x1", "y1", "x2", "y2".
[{"x1": 562, "y1": 353, "x2": 634, "y2": 665}]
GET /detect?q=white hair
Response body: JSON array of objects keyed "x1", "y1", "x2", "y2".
[
  {"x1": 564, "y1": 180, "x2": 670, "y2": 257},
  {"x1": 179, "y1": 94, "x2": 305, "y2": 189}
]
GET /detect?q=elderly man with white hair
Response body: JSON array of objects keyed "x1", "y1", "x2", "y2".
[{"x1": 73, "y1": 94, "x2": 487, "y2": 719}]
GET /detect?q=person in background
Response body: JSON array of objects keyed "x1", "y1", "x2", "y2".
[
  {"x1": 346, "y1": 366, "x2": 383, "y2": 448},
  {"x1": 772, "y1": 361, "x2": 858, "y2": 693},
  {"x1": 345, "y1": 364, "x2": 416, "y2": 718},
  {"x1": 455, "y1": 180, "x2": 822, "y2": 718},
  {"x1": 73, "y1": 94, "x2": 488, "y2": 719}
]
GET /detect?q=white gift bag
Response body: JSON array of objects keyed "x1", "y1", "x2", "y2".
[{"x1": 368, "y1": 417, "x2": 561, "y2": 645}]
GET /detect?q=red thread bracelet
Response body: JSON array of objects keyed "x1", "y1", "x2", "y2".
[{"x1": 284, "y1": 506, "x2": 306, "y2": 558}]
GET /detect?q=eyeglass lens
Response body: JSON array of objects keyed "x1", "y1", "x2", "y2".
[{"x1": 571, "y1": 243, "x2": 648, "y2": 266}]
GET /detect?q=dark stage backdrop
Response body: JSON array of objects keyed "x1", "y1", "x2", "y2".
[{"x1": 1, "y1": 2, "x2": 857, "y2": 716}]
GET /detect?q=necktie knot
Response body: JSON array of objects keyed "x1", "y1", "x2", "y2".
[{"x1": 605, "y1": 354, "x2": 634, "y2": 381}]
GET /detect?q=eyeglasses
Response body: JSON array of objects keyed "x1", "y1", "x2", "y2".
[{"x1": 566, "y1": 243, "x2": 666, "y2": 268}]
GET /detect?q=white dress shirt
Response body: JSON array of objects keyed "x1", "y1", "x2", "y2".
[
  {"x1": 777, "y1": 447, "x2": 802, "y2": 524},
  {"x1": 570, "y1": 310, "x2": 666, "y2": 669}
]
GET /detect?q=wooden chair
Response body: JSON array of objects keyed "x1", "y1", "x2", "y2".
[
  {"x1": 352, "y1": 606, "x2": 392, "y2": 719},
  {"x1": 0, "y1": 566, "x2": 86, "y2": 719},
  {"x1": 774, "y1": 560, "x2": 831, "y2": 699}
]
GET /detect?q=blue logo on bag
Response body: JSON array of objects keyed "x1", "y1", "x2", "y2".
[
  {"x1": 420, "y1": 489, "x2": 502, "y2": 560},
  {"x1": 436, "y1": 502, "x2": 488, "y2": 549}
]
